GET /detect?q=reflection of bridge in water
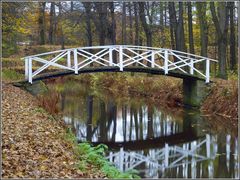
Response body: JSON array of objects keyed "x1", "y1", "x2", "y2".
[
  {"x1": 59, "y1": 89, "x2": 239, "y2": 178},
  {"x1": 106, "y1": 134, "x2": 239, "y2": 178}
]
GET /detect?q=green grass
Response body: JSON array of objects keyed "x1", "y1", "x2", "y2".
[
  {"x1": 2, "y1": 69, "x2": 24, "y2": 81},
  {"x1": 65, "y1": 128, "x2": 140, "y2": 179}
]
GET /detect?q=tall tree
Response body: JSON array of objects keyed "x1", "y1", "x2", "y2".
[
  {"x1": 229, "y1": 2, "x2": 236, "y2": 71},
  {"x1": 196, "y1": 2, "x2": 208, "y2": 57},
  {"x1": 49, "y1": 2, "x2": 55, "y2": 44},
  {"x1": 122, "y1": 2, "x2": 127, "y2": 44},
  {"x1": 58, "y1": 2, "x2": 64, "y2": 49},
  {"x1": 210, "y1": 2, "x2": 229, "y2": 79},
  {"x1": 109, "y1": 2, "x2": 117, "y2": 63},
  {"x1": 168, "y1": 2, "x2": 186, "y2": 52},
  {"x1": 133, "y1": 2, "x2": 139, "y2": 45},
  {"x1": 94, "y1": 2, "x2": 108, "y2": 45},
  {"x1": 128, "y1": 2, "x2": 134, "y2": 44},
  {"x1": 187, "y1": 2, "x2": 195, "y2": 54},
  {"x1": 38, "y1": 2, "x2": 46, "y2": 45},
  {"x1": 83, "y1": 2, "x2": 92, "y2": 47},
  {"x1": 138, "y1": 2, "x2": 152, "y2": 47}
]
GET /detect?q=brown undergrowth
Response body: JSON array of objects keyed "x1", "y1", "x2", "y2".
[{"x1": 201, "y1": 78, "x2": 238, "y2": 121}]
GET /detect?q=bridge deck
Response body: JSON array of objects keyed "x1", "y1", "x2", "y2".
[{"x1": 18, "y1": 66, "x2": 205, "y2": 84}]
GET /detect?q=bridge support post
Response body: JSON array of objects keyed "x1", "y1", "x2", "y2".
[
  {"x1": 206, "y1": 59, "x2": 210, "y2": 83},
  {"x1": 119, "y1": 46, "x2": 123, "y2": 71},
  {"x1": 67, "y1": 50, "x2": 71, "y2": 68},
  {"x1": 164, "y1": 50, "x2": 168, "y2": 74},
  {"x1": 28, "y1": 57, "x2": 32, "y2": 84},
  {"x1": 151, "y1": 51, "x2": 155, "y2": 68},
  {"x1": 74, "y1": 49, "x2": 78, "y2": 74},
  {"x1": 183, "y1": 79, "x2": 210, "y2": 108},
  {"x1": 109, "y1": 48, "x2": 113, "y2": 66},
  {"x1": 190, "y1": 59, "x2": 194, "y2": 75},
  {"x1": 25, "y1": 58, "x2": 29, "y2": 80}
]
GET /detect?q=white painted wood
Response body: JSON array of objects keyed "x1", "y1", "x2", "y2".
[
  {"x1": 23, "y1": 45, "x2": 217, "y2": 83},
  {"x1": 74, "y1": 49, "x2": 78, "y2": 74},
  {"x1": 190, "y1": 59, "x2": 194, "y2": 75},
  {"x1": 206, "y1": 59, "x2": 210, "y2": 83},
  {"x1": 28, "y1": 57, "x2": 32, "y2": 84},
  {"x1": 25, "y1": 58, "x2": 29, "y2": 80},
  {"x1": 164, "y1": 50, "x2": 168, "y2": 74},
  {"x1": 151, "y1": 51, "x2": 155, "y2": 68},
  {"x1": 109, "y1": 48, "x2": 113, "y2": 66},
  {"x1": 67, "y1": 50, "x2": 71, "y2": 68},
  {"x1": 119, "y1": 46, "x2": 123, "y2": 71}
]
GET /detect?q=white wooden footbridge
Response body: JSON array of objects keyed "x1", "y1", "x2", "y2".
[{"x1": 23, "y1": 45, "x2": 217, "y2": 84}]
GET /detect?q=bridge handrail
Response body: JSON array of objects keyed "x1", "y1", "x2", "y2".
[
  {"x1": 23, "y1": 45, "x2": 218, "y2": 84},
  {"x1": 22, "y1": 45, "x2": 218, "y2": 63}
]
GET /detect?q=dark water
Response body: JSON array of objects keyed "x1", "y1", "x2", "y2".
[{"x1": 43, "y1": 79, "x2": 239, "y2": 178}]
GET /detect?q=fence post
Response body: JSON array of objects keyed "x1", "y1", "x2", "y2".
[
  {"x1": 28, "y1": 57, "x2": 32, "y2": 84},
  {"x1": 74, "y1": 49, "x2": 78, "y2": 74},
  {"x1": 25, "y1": 58, "x2": 29, "y2": 80},
  {"x1": 67, "y1": 50, "x2": 71, "y2": 68},
  {"x1": 190, "y1": 58, "x2": 194, "y2": 75},
  {"x1": 119, "y1": 46, "x2": 123, "y2": 71},
  {"x1": 109, "y1": 48, "x2": 113, "y2": 66},
  {"x1": 164, "y1": 50, "x2": 168, "y2": 74},
  {"x1": 206, "y1": 59, "x2": 210, "y2": 83},
  {"x1": 151, "y1": 50, "x2": 155, "y2": 68}
]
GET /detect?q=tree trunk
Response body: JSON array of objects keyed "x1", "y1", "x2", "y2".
[
  {"x1": 38, "y1": 2, "x2": 46, "y2": 45},
  {"x1": 159, "y1": 2, "x2": 165, "y2": 45},
  {"x1": 109, "y1": 2, "x2": 117, "y2": 63},
  {"x1": 122, "y1": 2, "x2": 127, "y2": 44},
  {"x1": 58, "y1": 2, "x2": 64, "y2": 49},
  {"x1": 196, "y1": 2, "x2": 208, "y2": 57},
  {"x1": 49, "y1": 2, "x2": 55, "y2": 44},
  {"x1": 210, "y1": 2, "x2": 229, "y2": 79},
  {"x1": 138, "y1": 2, "x2": 152, "y2": 47},
  {"x1": 83, "y1": 3, "x2": 92, "y2": 47},
  {"x1": 169, "y1": 2, "x2": 186, "y2": 52},
  {"x1": 187, "y1": 2, "x2": 194, "y2": 54},
  {"x1": 94, "y1": 3, "x2": 108, "y2": 45},
  {"x1": 133, "y1": 3, "x2": 139, "y2": 45},
  {"x1": 128, "y1": 2, "x2": 133, "y2": 44},
  {"x1": 176, "y1": 2, "x2": 186, "y2": 52},
  {"x1": 229, "y1": 2, "x2": 236, "y2": 70}
]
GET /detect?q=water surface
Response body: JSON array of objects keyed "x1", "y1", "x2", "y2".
[{"x1": 43, "y1": 78, "x2": 239, "y2": 178}]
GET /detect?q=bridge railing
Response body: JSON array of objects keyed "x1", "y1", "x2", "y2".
[{"x1": 23, "y1": 45, "x2": 217, "y2": 83}]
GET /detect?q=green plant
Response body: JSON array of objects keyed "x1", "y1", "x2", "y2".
[{"x1": 65, "y1": 129, "x2": 140, "y2": 179}]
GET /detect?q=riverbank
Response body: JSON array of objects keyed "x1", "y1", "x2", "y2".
[
  {"x1": 69, "y1": 73, "x2": 238, "y2": 121},
  {"x1": 2, "y1": 83, "x2": 137, "y2": 178}
]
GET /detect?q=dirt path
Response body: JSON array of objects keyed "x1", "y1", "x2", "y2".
[{"x1": 1, "y1": 83, "x2": 93, "y2": 178}]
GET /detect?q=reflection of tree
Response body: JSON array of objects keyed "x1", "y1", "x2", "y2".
[
  {"x1": 122, "y1": 105, "x2": 127, "y2": 141},
  {"x1": 133, "y1": 108, "x2": 139, "y2": 140},
  {"x1": 147, "y1": 106, "x2": 154, "y2": 139},
  {"x1": 111, "y1": 103, "x2": 117, "y2": 142},
  {"x1": 129, "y1": 107, "x2": 133, "y2": 141},
  {"x1": 99, "y1": 100, "x2": 107, "y2": 141},
  {"x1": 86, "y1": 95, "x2": 93, "y2": 141},
  {"x1": 139, "y1": 107, "x2": 143, "y2": 140}
]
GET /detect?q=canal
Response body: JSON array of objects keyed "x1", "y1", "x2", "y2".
[{"x1": 37, "y1": 77, "x2": 238, "y2": 178}]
